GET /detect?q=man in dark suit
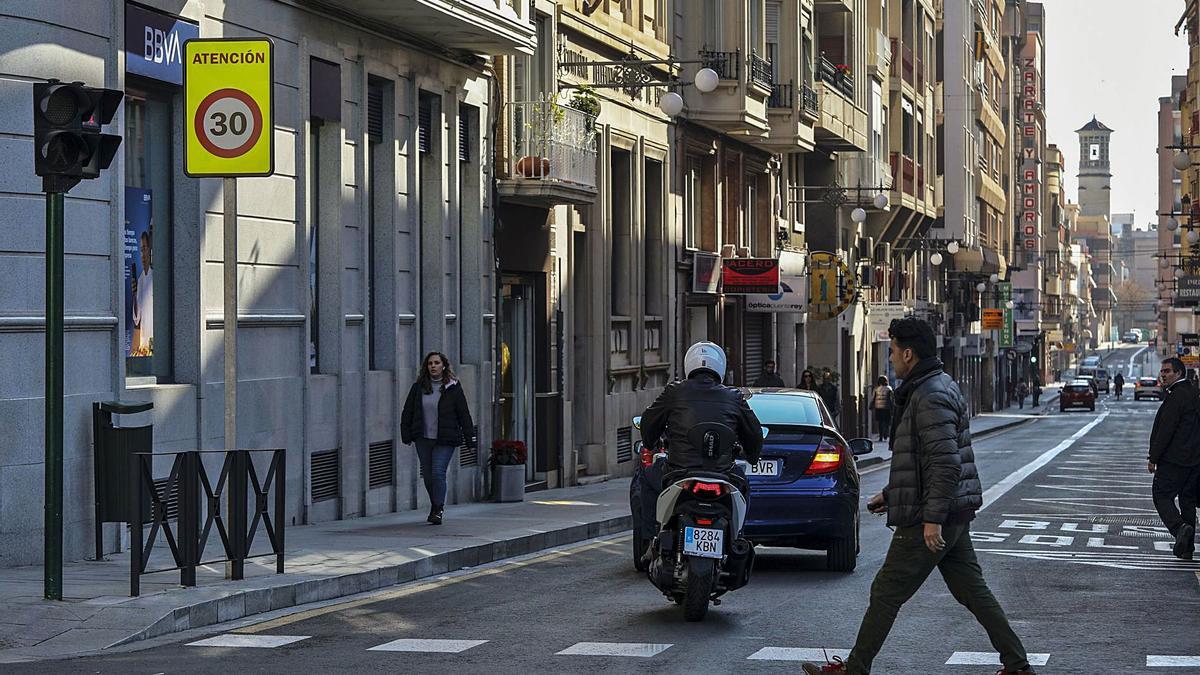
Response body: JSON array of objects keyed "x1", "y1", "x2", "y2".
[{"x1": 1149, "y1": 357, "x2": 1200, "y2": 560}]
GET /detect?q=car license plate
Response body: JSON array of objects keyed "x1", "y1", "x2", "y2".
[
  {"x1": 683, "y1": 527, "x2": 723, "y2": 559},
  {"x1": 749, "y1": 459, "x2": 781, "y2": 477}
]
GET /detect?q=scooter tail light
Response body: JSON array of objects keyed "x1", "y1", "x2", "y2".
[
  {"x1": 690, "y1": 481, "x2": 726, "y2": 497},
  {"x1": 805, "y1": 438, "x2": 845, "y2": 475},
  {"x1": 639, "y1": 445, "x2": 655, "y2": 467},
  {"x1": 695, "y1": 518, "x2": 714, "y2": 526}
]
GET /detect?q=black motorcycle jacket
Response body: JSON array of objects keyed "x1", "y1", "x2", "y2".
[{"x1": 639, "y1": 372, "x2": 764, "y2": 472}]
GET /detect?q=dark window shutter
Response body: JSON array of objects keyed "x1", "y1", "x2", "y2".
[
  {"x1": 310, "y1": 57, "x2": 341, "y2": 123},
  {"x1": 367, "y1": 82, "x2": 383, "y2": 144},
  {"x1": 458, "y1": 105, "x2": 470, "y2": 163},
  {"x1": 418, "y1": 93, "x2": 433, "y2": 154}
]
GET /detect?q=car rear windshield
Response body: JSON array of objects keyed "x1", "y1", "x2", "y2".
[
  {"x1": 1066, "y1": 385, "x2": 1091, "y2": 392},
  {"x1": 745, "y1": 394, "x2": 824, "y2": 426},
  {"x1": 1139, "y1": 378, "x2": 1158, "y2": 385}
]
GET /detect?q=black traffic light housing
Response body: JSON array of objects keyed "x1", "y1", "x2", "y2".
[{"x1": 33, "y1": 80, "x2": 123, "y2": 192}]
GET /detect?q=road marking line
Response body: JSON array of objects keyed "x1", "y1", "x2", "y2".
[
  {"x1": 187, "y1": 634, "x2": 310, "y2": 648},
  {"x1": 238, "y1": 537, "x2": 624, "y2": 633},
  {"x1": 556, "y1": 642, "x2": 672, "y2": 657},
  {"x1": 946, "y1": 651, "x2": 1050, "y2": 666},
  {"x1": 747, "y1": 647, "x2": 850, "y2": 661},
  {"x1": 368, "y1": 639, "x2": 488, "y2": 653},
  {"x1": 1148, "y1": 655, "x2": 1200, "y2": 667},
  {"x1": 979, "y1": 412, "x2": 1109, "y2": 513}
]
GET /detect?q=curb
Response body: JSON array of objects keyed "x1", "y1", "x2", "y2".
[{"x1": 109, "y1": 514, "x2": 633, "y2": 649}]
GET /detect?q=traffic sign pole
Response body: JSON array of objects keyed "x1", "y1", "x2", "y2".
[
  {"x1": 44, "y1": 190, "x2": 64, "y2": 601},
  {"x1": 223, "y1": 177, "x2": 237, "y2": 458}
]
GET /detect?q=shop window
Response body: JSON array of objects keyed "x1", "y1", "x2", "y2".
[
  {"x1": 610, "y1": 148, "x2": 633, "y2": 317},
  {"x1": 684, "y1": 157, "x2": 701, "y2": 250},
  {"x1": 643, "y1": 159, "x2": 664, "y2": 316},
  {"x1": 124, "y1": 89, "x2": 174, "y2": 382}
]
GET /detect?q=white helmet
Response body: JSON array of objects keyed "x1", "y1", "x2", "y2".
[{"x1": 684, "y1": 341, "x2": 727, "y2": 380}]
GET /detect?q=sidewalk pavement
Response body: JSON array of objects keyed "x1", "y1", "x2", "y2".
[
  {"x1": 0, "y1": 387, "x2": 1062, "y2": 664},
  {"x1": 0, "y1": 482, "x2": 633, "y2": 663}
]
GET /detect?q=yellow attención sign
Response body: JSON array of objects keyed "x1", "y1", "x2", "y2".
[{"x1": 183, "y1": 38, "x2": 274, "y2": 177}]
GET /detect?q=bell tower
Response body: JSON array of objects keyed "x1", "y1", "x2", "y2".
[{"x1": 1076, "y1": 116, "x2": 1113, "y2": 218}]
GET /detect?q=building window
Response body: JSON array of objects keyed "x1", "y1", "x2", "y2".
[
  {"x1": 611, "y1": 148, "x2": 633, "y2": 316},
  {"x1": 703, "y1": 0, "x2": 720, "y2": 49},
  {"x1": 308, "y1": 123, "x2": 321, "y2": 374},
  {"x1": 750, "y1": 0, "x2": 764, "y2": 53},
  {"x1": 367, "y1": 78, "x2": 386, "y2": 370},
  {"x1": 684, "y1": 157, "x2": 701, "y2": 249},
  {"x1": 644, "y1": 159, "x2": 664, "y2": 316},
  {"x1": 743, "y1": 179, "x2": 757, "y2": 252},
  {"x1": 901, "y1": 97, "x2": 914, "y2": 156},
  {"x1": 124, "y1": 88, "x2": 174, "y2": 382}
]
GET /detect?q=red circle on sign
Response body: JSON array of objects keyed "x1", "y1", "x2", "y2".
[{"x1": 194, "y1": 88, "x2": 264, "y2": 159}]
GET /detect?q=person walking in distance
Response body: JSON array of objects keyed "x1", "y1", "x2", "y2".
[
  {"x1": 1016, "y1": 380, "x2": 1028, "y2": 410},
  {"x1": 818, "y1": 369, "x2": 840, "y2": 425},
  {"x1": 754, "y1": 359, "x2": 786, "y2": 388},
  {"x1": 872, "y1": 376, "x2": 894, "y2": 442},
  {"x1": 802, "y1": 317, "x2": 1035, "y2": 675},
  {"x1": 1031, "y1": 377, "x2": 1042, "y2": 408},
  {"x1": 1149, "y1": 357, "x2": 1200, "y2": 560},
  {"x1": 799, "y1": 369, "x2": 819, "y2": 391},
  {"x1": 401, "y1": 352, "x2": 476, "y2": 525}
]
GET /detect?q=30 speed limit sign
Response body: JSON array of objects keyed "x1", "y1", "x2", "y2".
[{"x1": 183, "y1": 38, "x2": 274, "y2": 177}]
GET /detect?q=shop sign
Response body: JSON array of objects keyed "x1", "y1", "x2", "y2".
[
  {"x1": 184, "y1": 38, "x2": 275, "y2": 176},
  {"x1": 998, "y1": 282, "x2": 1014, "y2": 348},
  {"x1": 746, "y1": 275, "x2": 807, "y2": 314},
  {"x1": 1176, "y1": 276, "x2": 1200, "y2": 303},
  {"x1": 982, "y1": 308, "x2": 1004, "y2": 330},
  {"x1": 1020, "y1": 58, "x2": 1040, "y2": 251},
  {"x1": 692, "y1": 252, "x2": 720, "y2": 294},
  {"x1": 1062, "y1": 342, "x2": 1076, "y2": 352},
  {"x1": 868, "y1": 302, "x2": 910, "y2": 341},
  {"x1": 126, "y1": 4, "x2": 198, "y2": 85},
  {"x1": 808, "y1": 251, "x2": 856, "y2": 320},
  {"x1": 722, "y1": 258, "x2": 780, "y2": 294}
]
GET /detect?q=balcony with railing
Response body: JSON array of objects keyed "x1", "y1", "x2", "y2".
[
  {"x1": 497, "y1": 100, "x2": 598, "y2": 206},
  {"x1": 700, "y1": 50, "x2": 740, "y2": 80},
  {"x1": 322, "y1": 0, "x2": 535, "y2": 55},
  {"x1": 818, "y1": 54, "x2": 855, "y2": 99},
  {"x1": 768, "y1": 82, "x2": 794, "y2": 109},
  {"x1": 750, "y1": 52, "x2": 773, "y2": 90}
]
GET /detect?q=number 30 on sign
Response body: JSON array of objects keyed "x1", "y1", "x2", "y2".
[{"x1": 183, "y1": 38, "x2": 274, "y2": 177}]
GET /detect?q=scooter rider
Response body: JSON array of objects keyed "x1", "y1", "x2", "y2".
[{"x1": 637, "y1": 342, "x2": 764, "y2": 524}]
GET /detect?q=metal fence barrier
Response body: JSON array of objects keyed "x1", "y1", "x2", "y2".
[{"x1": 129, "y1": 448, "x2": 285, "y2": 596}]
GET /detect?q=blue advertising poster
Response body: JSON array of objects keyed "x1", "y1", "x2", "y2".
[{"x1": 125, "y1": 188, "x2": 154, "y2": 358}]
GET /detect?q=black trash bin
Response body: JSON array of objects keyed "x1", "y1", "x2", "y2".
[{"x1": 92, "y1": 401, "x2": 152, "y2": 561}]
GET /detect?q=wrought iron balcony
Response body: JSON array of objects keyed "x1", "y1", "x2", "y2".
[
  {"x1": 801, "y1": 84, "x2": 819, "y2": 118},
  {"x1": 768, "y1": 82, "x2": 794, "y2": 109},
  {"x1": 699, "y1": 50, "x2": 740, "y2": 80},
  {"x1": 750, "y1": 51, "x2": 773, "y2": 89},
  {"x1": 500, "y1": 100, "x2": 598, "y2": 204},
  {"x1": 818, "y1": 54, "x2": 854, "y2": 99}
]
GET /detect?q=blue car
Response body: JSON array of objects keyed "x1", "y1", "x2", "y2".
[{"x1": 630, "y1": 389, "x2": 872, "y2": 573}]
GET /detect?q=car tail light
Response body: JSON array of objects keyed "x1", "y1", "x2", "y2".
[
  {"x1": 690, "y1": 481, "x2": 726, "y2": 497},
  {"x1": 639, "y1": 444, "x2": 655, "y2": 467},
  {"x1": 805, "y1": 438, "x2": 845, "y2": 475}
]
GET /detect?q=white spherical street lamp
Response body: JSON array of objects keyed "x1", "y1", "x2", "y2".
[
  {"x1": 1175, "y1": 152, "x2": 1193, "y2": 172},
  {"x1": 975, "y1": 282, "x2": 987, "y2": 292},
  {"x1": 947, "y1": 241, "x2": 960, "y2": 254},
  {"x1": 990, "y1": 273, "x2": 1000, "y2": 283},
  {"x1": 873, "y1": 193, "x2": 890, "y2": 210},
  {"x1": 851, "y1": 207, "x2": 868, "y2": 223},
  {"x1": 1188, "y1": 229, "x2": 1199, "y2": 245},
  {"x1": 659, "y1": 91, "x2": 684, "y2": 117},
  {"x1": 694, "y1": 68, "x2": 720, "y2": 94},
  {"x1": 1161, "y1": 257, "x2": 1171, "y2": 268},
  {"x1": 1005, "y1": 300, "x2": 1015, "y2": 309},
  {"x1": 930, "y1": 252, "x2": 943, "y2": 266},
  {"x1": 1169, "y1": 218, "x2": 1180, "y2": 232}
]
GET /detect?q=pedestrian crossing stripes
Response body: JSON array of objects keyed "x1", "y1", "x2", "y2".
[
  {"x1": 555, "y1": 642, "x2": 671, "y2": 657},
  {"x1": 945, "y1": 652, "x2": 1050, "y2": 666},
  {"x1": 185, "y1": 634, "x2": 1200, "y2": 669},
  {"x1": 368, "y1": 638, "x2": 488, "y2": 653},
  {"x1": 1148, "y1": 655, "x2": 1200, "y2": 667},
  {"x1": 747, "y1": 647, "x2": 849, "y2": 661},
  {"x1": 187, "y1": 634, "x2": 311, "y2": 648}
]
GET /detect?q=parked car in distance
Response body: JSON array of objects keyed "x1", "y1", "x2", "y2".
[
  {"x1": 1061, "y1": 380, "x2": 1097, "y2": 412},
  {"x1": 1077, "y1": 367, "x2": 1110, "y2": 393},
  {"x1": 1134, "y1": 377, "x2": 1162, "y2": 401},
  {"x1": 1081, "y1": 355, "x2": 1101, "y2": 368}
]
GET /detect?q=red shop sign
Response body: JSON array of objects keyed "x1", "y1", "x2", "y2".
[{"x1": 722, "y1": 258, "x2": 780, "y2": 294}]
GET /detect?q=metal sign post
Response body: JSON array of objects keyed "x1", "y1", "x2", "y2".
[
  {"x1": 183, "y1": 38, "x2": 273, "y2": 578},
  {"x1": 44, "y1": 191, "x2": 64, "y2": 600}
]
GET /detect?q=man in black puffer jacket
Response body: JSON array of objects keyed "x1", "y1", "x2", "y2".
[{"x1": 803, "y1": 317, "x2": 1033, "y2": 675}]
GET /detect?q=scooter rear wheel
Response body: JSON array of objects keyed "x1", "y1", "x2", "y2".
[{"x1": 683, "y1": 556, "x2": 716, "y2": 622}]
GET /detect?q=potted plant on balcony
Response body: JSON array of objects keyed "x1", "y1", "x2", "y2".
[
  {"x1": 569, "y1": 85, "x2": 601, "y2": 134},
  {"x1": 515, "y1": 93, "x2": 566, "y2": 179},
  {"x1": 490, "y1": 439, "x2": 527, "y2": 502}
]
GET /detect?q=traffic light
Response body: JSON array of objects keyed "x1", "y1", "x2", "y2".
[{"x1": 32, "y1": 80, "x2": 123, "y2": 192}]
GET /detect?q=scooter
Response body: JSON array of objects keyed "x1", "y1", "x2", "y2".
[{"x1": 641, "y1": 422, "x2": 755, "y2": 622}]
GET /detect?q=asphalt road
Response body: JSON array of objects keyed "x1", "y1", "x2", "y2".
[{"x1": 26, "y1": 346, "x2": 1200, "y2": 674}]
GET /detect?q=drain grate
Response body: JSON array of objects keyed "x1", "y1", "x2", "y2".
[{"x1": 1088, "y1": 515, "x2": 1167, "y2": 528}]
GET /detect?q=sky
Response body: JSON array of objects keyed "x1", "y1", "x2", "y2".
[{"x1": 1042, "y1": 0, "x2": 1189, "y2": 230}]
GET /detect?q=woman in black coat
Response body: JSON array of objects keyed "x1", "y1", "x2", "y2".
[{"x1": 401, "y1": 351, "x2": 475, "y2": 525}]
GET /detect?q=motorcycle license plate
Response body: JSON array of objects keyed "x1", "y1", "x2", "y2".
[
  {"x1": 683, "y1": 527, "x2": 724, "y2": 559},
  {"x1": 749, "y1": 459, "x2": 780, "y2": 476}
]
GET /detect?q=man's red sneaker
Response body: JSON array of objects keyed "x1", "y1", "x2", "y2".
[{"x1": 801, "y1": 655, "x2": 847, "y2": 674}]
